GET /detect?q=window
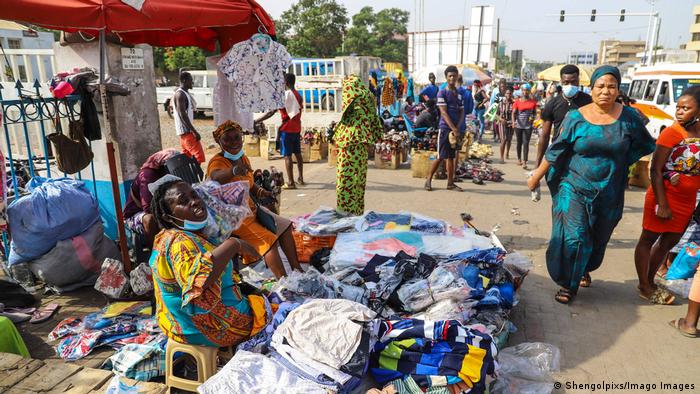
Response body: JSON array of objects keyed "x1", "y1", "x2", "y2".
[
  {"x1": 696, "y1": 14, "x2": 700, "y2": 23},
  {"x1": 17, "y1": 65, "x2": 27, "y2": 82},
  {"x1": 191, "y1": 75, "x2": 205, "y2": 88},
  {"x1": 643, "y1": 80, "x2": 659, "y2": 101},
  {"x1": 657, "y1": 82, "x2": 669, "y2": 105},
  {"x1": 7, "y1": 38, "x2": 21, "y2": 49},
  {"x1": 630, "y1": 80, "x2": 647, "y2": 100},
  {"x1": 672, "y1": 79, "x2": 700, "y2": 101},
  {"x1": 693, "y1": 32, "x2": 700, "y2": 42}
]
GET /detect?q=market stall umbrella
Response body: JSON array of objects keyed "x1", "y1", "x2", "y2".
[
  {"x1": 0, "y1": 0, "x2": 275, "y2": 52},
  {"x1": 537, "y1": 64, "x2": 595, "y2": 86},
  {"x1": 461, "y1": 66, "x2": 491, "y2": 85}
]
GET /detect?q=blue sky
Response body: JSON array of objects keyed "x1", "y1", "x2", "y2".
[{"x1": 257, "y1": 0, "x2": 696, "y2": 62}]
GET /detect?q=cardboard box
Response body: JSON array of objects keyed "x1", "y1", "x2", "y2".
[
  {"x1": 260, "y1": 138, "x2": 275, "y2": 160},
  {"x1": 375, "y1": 151, "x2": 400, "y2": 170},
  {"x1": 243, "y1": 135, "x2": 260, "y2": 157},
  {"x1": 629, "y1": 157, "x2": 651, "y2": 188},
  {"x1": 411, "y1": 150, "x2": 438, "y2": 178},
  {"x1": 328, "y1": 143, "x2": 338, "y2": 167}
]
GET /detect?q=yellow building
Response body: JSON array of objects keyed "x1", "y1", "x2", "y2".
[
  {"x1": 598, "y1": 40, "x2": 646, "y2": 67},
  {"x1": 687, "y1": 4, "x2": 700, "y2": 61}
]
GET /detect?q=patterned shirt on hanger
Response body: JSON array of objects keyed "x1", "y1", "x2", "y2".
[{"x1": 218, "y1": 36, "x2": 293, "y2": 113}]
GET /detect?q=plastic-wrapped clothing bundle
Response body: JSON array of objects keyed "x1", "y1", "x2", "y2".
[
  {"x1": 452, "y1": 247, "x2": 505, "y2": 265},
  {"x1": 193, "y1": 181, "x2": 252, "y2": 244},
  {"x1": 272, "y1": 269, "x2": 367, "y2": 304},
  {"x1": 354, "y1": 211, "x2": 447, "y2": 234},
  {"x1": 396, "y1": 266, "x2": 472, "y2": 312},
  {"x1": 411, "y1": 299, "x2": 477, "y2": 323},
  {"x1": 293, "y1": 207, "x2": 361, "y2": 235},
  {"x1": 490, "y1": 342, "x2": 560, "y2": 394}
]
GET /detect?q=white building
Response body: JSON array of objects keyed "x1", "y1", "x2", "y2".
[
  {"x1": 567, "y1": 51, "x2": 598, "y2": 65},
  {"x1": 0, "y1": 20, "x2": 55, "y2": 83},
  {"x1": 634, "y1": 48, "x2": 697, "y2": 65}
]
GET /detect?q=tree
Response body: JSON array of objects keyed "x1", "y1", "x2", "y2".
[
  {"x1": 276, "y1": 0, "x2": 348, "y2": 58},
  {"x1": 343, "y1": 7, "x2": 409, "y2": 64},
  {"x1": 155, "y1": 46, "x2": 206, "y2": 72}
]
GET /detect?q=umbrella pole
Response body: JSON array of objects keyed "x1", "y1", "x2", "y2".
[{"x1": 99, "y1": 30, "x2": 131, "y2": 272}]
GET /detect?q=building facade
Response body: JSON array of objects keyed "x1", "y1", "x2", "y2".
[
  {"x1": 598, "y1": 40, "x2": 645, "y2": 67},
  {"x1": 567, "y1": 51, "x2": 598, "y2": 65},
  {"x1": 0, "y1": 20, "x2": 55, "y2": 81},
  {"x1": 687, "y1": 4, "x2": 700, "y2": 62}
]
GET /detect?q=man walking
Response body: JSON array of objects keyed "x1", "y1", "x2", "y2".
[
  {"x1": 257, "y1": 73, "x2": 304, "y2": 189},
  {"x1": 425, "y1": 65, "x2": 464, "y2": 192},
  {"x1": 535, "y1": 64, "x2": 592, "y2": 166},
  {"x1": 173, "y1": 71, "x2": 205, "y2": 163}
]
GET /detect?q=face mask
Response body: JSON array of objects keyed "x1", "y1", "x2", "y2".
[
  {"x1": 682, "y1": 117, "x2": 700, "y2": 128},
  {"x1": 562, "y1": 85, "x2": 579, "y2": 98},
  {"x1": 169, "y1": 214, "x2": 208, "y2": 231},
  {"x1": 224, "y1": 149, "x2": 244, "y2": 161}
]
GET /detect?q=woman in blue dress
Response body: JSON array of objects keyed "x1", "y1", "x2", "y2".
[{"x1": 528, "y1": 66, "x2": 656, "y2": 304}]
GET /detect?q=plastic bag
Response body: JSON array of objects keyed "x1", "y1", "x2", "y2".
[
  {"x1": 292, "y1": 206, "x2": 361, "y2": 235},
  {"x1": 94, "y1": 258, "x2": 130, "y2": 299},
  {"x1": 664, "y1": 278, "x2": 694, "y2": 299},
  {"x1": 491, "y1": 342, "x2": 560, "y2": 394},
  {"x1": 504, "y1": 252, "x2": 534, "y2": 275},
  {"x1": 667, "y1": 242, "x2": 700, "y2": 280},
  {"x1": 8, "y1": 177, "x2": 100, "y2": 265},
  {"x1": 397, "y1": 266, "x2": 472, "y2": 312},
  {"x1": 193, "y1": 181, "x2": 252, "y2": 244},
  {"x1": 129, "y1": 263, "x2": 153, "y2": 296}
]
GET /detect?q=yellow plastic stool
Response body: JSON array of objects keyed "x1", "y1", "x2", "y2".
[{"x1": 165, "y1": 338, "x2": 218, "y2": 392}]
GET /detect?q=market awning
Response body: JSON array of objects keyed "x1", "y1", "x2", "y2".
[
  {"x1": 537, "y1": 64, "x2": 595, "y2": 86},
  {"x1": 0, "y1": 0, "x2": 275, "y2": 52}
]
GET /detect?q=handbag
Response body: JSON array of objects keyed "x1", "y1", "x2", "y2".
[{"x1": 46, "y1": 104, "x2": 94, "y2": 174}]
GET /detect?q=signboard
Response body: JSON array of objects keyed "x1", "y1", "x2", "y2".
[
  {"x1": 121, "y1": 48, "x2": 144, "y2": 70},
  {"x1": 466, "y1": 6, "x2": 495, "y2": 66}
]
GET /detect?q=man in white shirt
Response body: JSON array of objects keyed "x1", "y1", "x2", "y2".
[{"x1": 173, "y1": 71, "x2": 205, "y2": 163}]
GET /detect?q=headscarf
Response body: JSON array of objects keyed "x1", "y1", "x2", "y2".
[
  {"x1": 141, "y1": 149, "x2": 179, "y2": 171},
  {"x1": 590, "y1": 65, "x2": 621, "y2": 87},
  {"x1": 334, "y1": 75, "x2": 383, "y2": 149},
  {"x1": 213, "y1": 120, "x2": 243, "y2": 144}
]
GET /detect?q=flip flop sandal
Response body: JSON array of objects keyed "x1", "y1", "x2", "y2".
[
  {"x1": 446, "y1": 185, "x2": 463, "y2": 191},
  {"x1": 281, "y1": 184, "x2": 297, "y2": 190},
  {"x1": 668, "y1": 319, "x2": 697, "y2": 337},
  {"x1": 579, "y1": 273, "x2": 592, "y2": 288},
  {"x1": 648, "y1": 287, "x2": 676, "y2": 305},
  {"x1": 5, "y1": 307, "x2": 37, "y2": 315},
  {"x1": 0, "y1": 311, "x2": 31, "y2": 324},
  {"x1": 296, "y1": 178, "x2": 305, "y2": 186},
  {"x1": 554, "y1": 288, "x2": 575, "y2": 304},
  {"x1": 30, "y1": 303, "x2": 60, "y2": 324},
  {"x1": 424, "y1": 181, "x2": 433, "y2": 191}
]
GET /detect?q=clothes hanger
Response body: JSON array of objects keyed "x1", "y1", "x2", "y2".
[{"x1": 250, "y1": 25, "x2": 271, "y2": 52}]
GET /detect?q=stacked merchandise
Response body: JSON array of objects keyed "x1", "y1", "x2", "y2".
[
  {"x1": 411, "y1": 128, "x2": 439, "y2": 151},
  {"x1": 254, "y1": 167, "x2": 284, "y2": 214},
  {"x1": 456, "y1": 160, "x2": 505, "y2": 185},
  {"x1": 469, "y1": 143, "x2": 493, "y2": 159},
  {"x1": 375, "y1": 130, "x2": 409, "y2": 165},
  {"x1": 203, "y1": 208, "x2": 533, "y2": 394}
]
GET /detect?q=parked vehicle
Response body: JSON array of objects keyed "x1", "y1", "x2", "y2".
[
  {"x1": 156, "y1": 70, "x2": 215, "y2": 117},
  {"x1": 628, "y1": 63, "x2": 700, "y2": 138}
]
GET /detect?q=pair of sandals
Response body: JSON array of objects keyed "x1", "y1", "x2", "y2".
[
  {"x1": 554, "y1": 273, "x2": 592, "y2": 304},
  {"x1": 424, "y1": 181, "x2": 463, "y2": 192},
  {"x1": 282, "y1": 178, "x2": 305, "y2": 190},
  {"x1": 0, "y1": 302, "x2": 59, "y2": 324}
]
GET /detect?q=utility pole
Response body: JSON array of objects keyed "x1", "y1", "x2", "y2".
[
  {"x1": 494, "y1": 18, "x2": 500, "y2": 74},
  {"x1": 652, "y1": 16, "x2": 661, "y2": 65}
]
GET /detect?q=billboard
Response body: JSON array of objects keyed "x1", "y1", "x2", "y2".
[{"x1": 466, "y1": 6, "x2": 495, "y2": 66}]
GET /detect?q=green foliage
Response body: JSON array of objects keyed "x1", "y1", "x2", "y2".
[
  {"x1": 276, "y1": 0, "x2": 348, "y2": 58},
  {"x1": 343, "y1": 7, "x2": 409, "y2": 64},
  {"x1": 160, "y1": 46, "x2": 206, "y2": 72}
]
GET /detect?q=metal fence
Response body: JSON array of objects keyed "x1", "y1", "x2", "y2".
[{"x1": 1, "y1": 79, "x2": 97, "y2": 201}]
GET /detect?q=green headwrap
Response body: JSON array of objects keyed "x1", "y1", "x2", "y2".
[{"x1": 590, "y1": 65, "x2": 621, "y2": 87}]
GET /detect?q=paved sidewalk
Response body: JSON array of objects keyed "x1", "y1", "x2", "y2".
[{"x1": 246, "y1": 145, "x2": 699, "y2": 393}]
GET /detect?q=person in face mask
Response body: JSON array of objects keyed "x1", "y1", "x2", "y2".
[
  {"x1": 149, "y1": 178, "x2": 272, "y2": 347},
  {"x1": 207, "y1": 121, "x2": 302, "y2": 278},
  {"x1": 536, "y1": 64, "x2": 592, "y2": 166},
  {"x1": 634, "y1": 86, "x2": 700, "y2": 307}
]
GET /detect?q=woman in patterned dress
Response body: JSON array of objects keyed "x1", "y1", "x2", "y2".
[
  {"x1": 334, "y1": 75, "x2": 383, "y2": 215},
  {"x1": 634, "y1": 86, "x2": 700, "y2": 305}
]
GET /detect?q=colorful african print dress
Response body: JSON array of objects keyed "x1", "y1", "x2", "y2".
[
  {"x1": 545, "y1": 107, "x2": 655, "y2": 293},
  {"x1": 334, "y1": 75, "x2": 383, "y2": 215},
  {"x1": 150, "y1": 229, "x2": 270, "y2": 347}
]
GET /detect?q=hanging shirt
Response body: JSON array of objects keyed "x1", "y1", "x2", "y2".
[
  {"x1": 173, "y1": 88, "x2": 195, "y2": 136},
  {"x1": 209, "y1": 55, "x2": 254, "y2": 132},
  {"x1": 218, "y1": 36, "x2": 292, "y2": 113},
  {"x1": 280, "y1": 89, "x2": 302, "y2": 134}
]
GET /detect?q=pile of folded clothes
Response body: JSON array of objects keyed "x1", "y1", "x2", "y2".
[{"x1": 219, "y1": 208, "x2": 533, "y2": 393}]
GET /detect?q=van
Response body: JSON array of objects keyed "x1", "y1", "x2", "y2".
[{"x1": 628, "y1": 63, "x2": 700, "y2": 138}]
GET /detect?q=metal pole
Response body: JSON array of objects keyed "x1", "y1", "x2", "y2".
[
  {"x1": 651, "y1": 14, "x2": 661, "y2": 65},
  {"x1": 495, "y1": 18, "x2": 500, "y2": 73},
  {"x1": 460, "y1": 25, "x2": 465, "y2": 64}
]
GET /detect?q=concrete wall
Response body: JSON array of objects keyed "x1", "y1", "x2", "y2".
[{"x1": 53, "y1": 42, "x2": 162, "y2": 239}]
